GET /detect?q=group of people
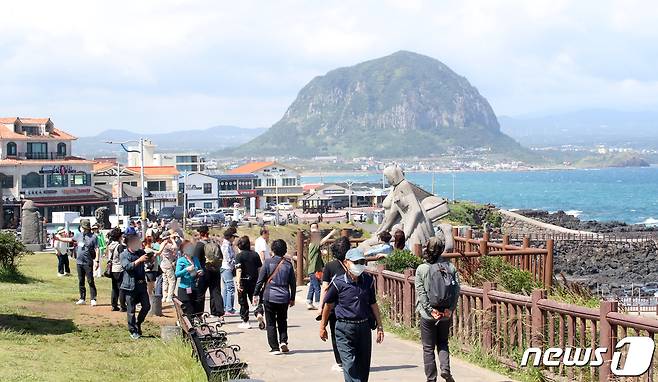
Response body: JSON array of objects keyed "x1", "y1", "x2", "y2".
[{"x1": 54, "y1": 218, "x2": 459, "y2": 382}]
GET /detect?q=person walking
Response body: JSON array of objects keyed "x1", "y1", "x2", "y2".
[
  {"x1": 254, "y1": 227, "x2": 271, "y2": 263},
  {"x1": 220, "y1": 227, "x2": 238, "y2": 315},
  {"x1": 306, "y1": 226, "x2": 336, "y2": 309},
  {"x1": 120, "y1": 233, "x2": 151, "y2": 339},
  {"x1": 415, "y1": 236, "x2": 460, "y2": 382},
  {"x1": 157, "y1": 232, "x2": 179, "y2": 303},
  {"x1": 194, "y1": 225, "x2": 225, "y2": 318},
  {"x1": 107, "y1": 227, "x2": 127, "y2": 312},
  {"x1": 235, "y1": 235, "x2": 263, "y2": 329},
  {"x1": 53, "y1": 227, "x2": 71, "y2": 276},
  {"x1": 254, "y1": 239, "x2": 296, "y2": 354},
  {"x1": 320, "y1": 247, "x2": 385, "y2": 382},
  {"x1": 176, "y1": 240, "x2": 203, "y2": 316},
  {"x1": 319, "y1": 236, "x2": 351, "y2": 372},
  {"x1": 59, "y1": 219, "x2": 98, "y2": 306},
  {"x1": 92, "y1": 223, "x2": 106, "y2": 278}
]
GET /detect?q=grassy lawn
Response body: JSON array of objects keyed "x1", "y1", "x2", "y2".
[{"x1": 0, "y1": 252, "x2": 206, "y2": 382}]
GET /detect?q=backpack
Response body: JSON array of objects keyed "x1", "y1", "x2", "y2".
[
  {"x1": 203, "y1": 241, "x2": 223, "y2": 271},
  {"x1": 427, "y1": 262, "x2": 458, "y2": 310}
]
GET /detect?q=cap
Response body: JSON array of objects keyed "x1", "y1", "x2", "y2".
[
  {"x1": 80, "y1": 219, "x2": 91, "y2": 230},
  {"x1": 224, "y1": 227, "x2": 238, "y2": 238},
  {"x1": 345, "y1": 247, "x2": 365, "y2": 262},
  {"x1": 56, "y1": 226, "x2": 65, "y2": 233},
  {"x1": 124, "y1": 226, "x2": 137, "y2": 237}
]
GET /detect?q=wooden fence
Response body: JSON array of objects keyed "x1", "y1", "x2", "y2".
[{"x1": 367, "y1": 266, "x2": 658, "y2": 382}]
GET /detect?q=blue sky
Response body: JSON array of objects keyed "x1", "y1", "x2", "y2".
[{"x1": 1, "y1": 0, "x2": 658, "y2": 136}]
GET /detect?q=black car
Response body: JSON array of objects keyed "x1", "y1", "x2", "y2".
[{"x1": 157, "y1": 206, "x2": 184, "y2": 221}]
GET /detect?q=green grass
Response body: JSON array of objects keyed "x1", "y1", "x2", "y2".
[{"x1": 0, "y1": 252, "x2": 207, "y2": 382}]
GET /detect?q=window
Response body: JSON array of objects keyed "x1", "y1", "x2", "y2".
[
  {"x1": 176, "y1": 164, "x2": 198, "y2": 171},
  {"x1": 203, "y1": 183, "x2": 212, "y2": 194},
  {"x1": 0, "y1": 173, "x2": 13, "y2": 189},
  {"x1": 6, "y1": 142, "x2": 16, "y2": 156},
  {"x1": 176, "y1": 155, "x2": 198, "y2": 163},
  {"x1": 22, "y1": 126, "x2": 40, "y2": 135},
  {"x1": 47, "y1": 174, "x2": 68, "y2": 187},
  {"x1": 147, "y1": 181, "x2": 167, "y2": 192},
  {"x1": 70, "y1": 173, "x2": 91, "y2": 186},
  {"x1": 123, "y1": 181, "x2": 138, "y2": 187},
  {"x1": 238, "y1": 180, "x2": 254, "y2": 189},
  {"x1": 254, "y1": 178, "x2": 262, "y2": 187},
  {"x1": 56, "y1": 143, "x2": 67, "y2": 157},
  {"x1": 282, "y1": 177, "x2": 297, "y2": 186},
  {"x1": 26, "y1": 142, "x2": 47, "y2": 159},
  {"x1": 22, "y1": 172, "x2": 44, "y2": 188},
  {"x1": 203, "y1": 202, "x2": 213, "y2": 209},
  {"x1": 219, "y1": 180, "x2": 237, "y2": 190},
  {"x1": 189, "y1": 202, "x2": 196, "y2": 208},
  {"x1": 266, "y1": 178, "x2": 276, "y2": 187}
]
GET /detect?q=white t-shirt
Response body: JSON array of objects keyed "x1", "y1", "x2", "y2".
[{"x1": 254, "y1": 236, "x2": 270, "y2": 261}]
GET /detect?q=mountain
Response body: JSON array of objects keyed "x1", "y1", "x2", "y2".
[
  {"x1": 499, "y1": 110, "x2": 658, "y2": 148},
  {"x1": 231, "y1": 51, "x2": 526, "y2": 158},
  {"x1": 74, "y1": 126, "x2": 266, "y2": 158}
]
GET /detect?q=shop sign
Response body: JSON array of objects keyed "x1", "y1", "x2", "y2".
[
  {"x1": 62, "y1": 188, "x2": 91, "y2": 194},
  {"x1": 39, "y1": 165, "x2": 79, "y2": 175},
  {"x1": 218, "y1": 190, "x2": 239, "y2": 197},
  {"x1": 238, "y1": 190, "x2": 256, "y2": 196}
]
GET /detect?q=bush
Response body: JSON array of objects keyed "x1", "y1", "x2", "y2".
[
  {"x1": 0, "y1": 231, "x2": 31, "y2": 272},
  {"x1": 466, "y1": 256, "x2": 541, "y2": 295},
  {"x1": 379, "y1": 249, "x2": 423, "y2": 273}
]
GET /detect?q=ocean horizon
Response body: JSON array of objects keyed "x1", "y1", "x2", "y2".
[{"x1": 302, "y1": 167, "x2": 658, "y2": 225}]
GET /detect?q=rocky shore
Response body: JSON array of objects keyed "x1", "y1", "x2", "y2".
[{"x1": 515, "y1": 209, "x2": 657, "y2": 233}]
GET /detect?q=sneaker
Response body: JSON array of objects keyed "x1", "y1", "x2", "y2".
[
  {"x1": 64, "y1": 273, "x2": 71, "y2": 277},
  {"x1": 90, "y1": 299, "x2": 97, "y2": 307},
  {"x1": 313, "y1": 303, "x2": 321, "y2": 310},
  {"x1": 279, "y1": 343, "x2": 289, "y2": 353},
  {"x1": 269, "y1": 349, "x2": 281, "y2": 355},
  {"x1": 75, "y1": 299, "x2": 85, "y2": 305},
  {"x1": 225, "y1": 310, "x2": 237, "y2": 316},
  {"x1": 57, "y1": 273, "x2": 64, "y2": 277},
  {"x1": 120, "y1": 307, "x2": 127, "y2": 312},
  {"x1": 440, "y1": 371, "x2": 455, "y2": 382},
  {"x1": 331, "y1": 364, "x2": 343, "y2": 372},
  {"x1": 238, "y1": 322, "x2": 251, "y2": 329},
  {"x1": 130, "y1": 333, "x2": 141, "y2": 340},
  {"x1": 306, "y1": 301, "x2": 314, "y2": 310},
  {"x1": 111, "y1": 306, "x2": 120, "y2": 312},
  {"x1": 257, "y1": 314, "x2": 265, "y2": 330}
]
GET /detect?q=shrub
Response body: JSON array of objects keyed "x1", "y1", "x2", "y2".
[
  {"x1": 379, "y1": 249, "x2": 423, "y2": 273},
  {"x1": 466, "y1": 256, "x2": 541, "y2": 295},
  {"x1": 0, "y1": 231, "x2": 31, "y2": 272}
]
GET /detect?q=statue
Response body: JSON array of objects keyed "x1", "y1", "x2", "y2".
[
  {"x1": 94, "y1": 207, "x2": 111, "y2": 230},
  {"x1": 21, "y1": 200, "x2": 42, "y2": 245},
  {"x1": 361, "y1": 165, "x2": 453, "y2": 251}
]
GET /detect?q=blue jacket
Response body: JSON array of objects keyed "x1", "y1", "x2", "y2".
[
  {"x1": 119, "y1": 249, "x2": 146, "y2": 291},
  {"x1": 176, "y1": 256, "x2": 201, "y2": 289},
  {"x1": 254, "y1": 256, "x2": 296, "y2": 304}
]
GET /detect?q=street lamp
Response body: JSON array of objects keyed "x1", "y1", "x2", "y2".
[
  {"x1": 106, "y1": 138, "x2": 147, "y2": 239},
  {"x1": 346, "y1": 179, "x2": 354, "y2": 222}
]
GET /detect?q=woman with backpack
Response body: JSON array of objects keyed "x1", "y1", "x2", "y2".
[
  {"x1": 415, "y1": 236, "x2": 460, "y2": 382},
  {"x1": 254, "y1": 239, "x2": 296, "y2": 354}
]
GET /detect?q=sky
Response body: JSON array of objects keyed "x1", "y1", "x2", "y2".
[{"x1": 1, "y1": 0, "x2": 658, "y2": 136}]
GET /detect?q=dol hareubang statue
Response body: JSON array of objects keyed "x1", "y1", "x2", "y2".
[{"x1": 21, "y1": 200, "x2": 43, "y2": 246}]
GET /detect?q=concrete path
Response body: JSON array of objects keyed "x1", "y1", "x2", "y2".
[{"x1": 218, "y1": 286, "x2": 516, "y2": 382}]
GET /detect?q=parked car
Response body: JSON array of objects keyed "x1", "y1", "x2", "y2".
[
  {"x1": 157, "y1": 206, "x2": 185, "y2": 222},
  {"x1": 189, "y1": 212, "x2": 225, "y2": 225},
  {"x1": 276, "y1": 202, "x2": 294, "y2": 211},
  {"x1": 327, "y1": 199, "x2": 348, "y2": 210},
  {"x1": 262, "y1": 211, "x2": 285, "y2": 225}
]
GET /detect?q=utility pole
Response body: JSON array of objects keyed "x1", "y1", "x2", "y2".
[
  {"x1": 346, "y1": 179, "x2": 353, "y2": 222},
  {"x1": 116, "y1": 162, "x2": 121, "y2": 221}
]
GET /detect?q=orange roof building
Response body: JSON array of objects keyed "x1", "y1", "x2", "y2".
[{"x1": 228, "y1": 161, "x2": 275, "y2": 174}]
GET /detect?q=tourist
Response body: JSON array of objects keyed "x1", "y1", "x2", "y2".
[
  {"x1": 254, "y1": 227, "x2": 271, "y2": 263},
  {"x1": 107, "y1": 227, "x2": 126, "y2": 312},
  {"x1": 143, "y1": 237, "x2": 159, "y2": 302},
  {"x1": 195, "y1": 225, "x2": 225, "y2": 318},
  {"x1": 254, "y1": 239, "x2": 296, "y2": 354},
  {"x1": 220, "y1": 227, "x2": 239, "y2": 315},
  {"x1": 415, "y1": 236, "x2": 460, "y2": 382},
  {"x1": 176, "y1": 240, "x2": 203, "y2": 315},
  {"x1": 168, "y1": 219, "x2": 185, "y2": 238},
  {"x1": 306, "y1": 226, "x2": 336, "y2": 309},
  {"x1": 53, "y1": 227, "x2": 71, "y2": 276},
  {"x1": 91, "y1": 223, "x2": 106, "y2": 278},
  {"x1": 365, "y1": 231, "x2": 393, "y2": 260},
  {"x1": 120, "y1": 233, "x2": 151, "y2": 339},
  {"x1": 235, "y1": 235, "x2": 263, "y2": 329},
  {"x1": 59, "y1": 219, "x2": 98, "y2": 306},
  {"x1": 157, "y1": 232, "x2": 179, "y2": 303},
  {"x1": 393, "y1": 229, "x2": 406, "y2": 250},
  {"x1": 319, "y1": 236, "x2": 351, "y2": 372},
  {"x1": 319, "y1": 247, "x2": 385, "y2": 382}
]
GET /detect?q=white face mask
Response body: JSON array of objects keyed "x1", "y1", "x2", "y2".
[{"x1": 349, "y1": 263, "x2": 366, "y2": 277}]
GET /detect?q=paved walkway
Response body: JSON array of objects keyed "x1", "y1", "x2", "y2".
[{"x1": 219, "y1": 286, "x2": 515, "y2": 382}]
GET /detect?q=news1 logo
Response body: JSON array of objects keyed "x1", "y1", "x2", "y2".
[{"x1": 521, "y1": 337, "x2": 656, "y2": 376}]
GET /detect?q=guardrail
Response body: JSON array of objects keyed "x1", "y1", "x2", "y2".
[{"x1": 367, "y1": 267, "x2": 658, "y2": 382}]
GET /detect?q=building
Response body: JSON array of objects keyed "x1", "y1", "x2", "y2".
[
  {"x1": 228, "y1": 161, "x2": 303, "y2": 207},
  {"x1": 178, "y1": 172, "x2": 219, "y2": 210},
  {"x1": 127, "y1": 139, "x2": 205, "y2": 172},
  {"x1": 300, "y1": 182, "x2": 389, "y2": 213},
  {"x1": 0, "y1": 117, "x2": 111, "y2": 226},
  {"x1": 178, "y1": 173, "x2": 260, "y2": 210}
]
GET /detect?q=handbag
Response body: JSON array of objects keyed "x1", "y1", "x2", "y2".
[{"x1": 103, "y1": 261, "x2": 112, "y2": 278}]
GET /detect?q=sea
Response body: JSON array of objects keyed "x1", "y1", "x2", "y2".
[{"x1": 302, "y1": 167, "x2": 658, "y2": 225}]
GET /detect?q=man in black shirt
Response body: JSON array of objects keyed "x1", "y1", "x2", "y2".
[
  {"x1": 235, "y1": 236, "x2": 263, "y2": 329},
  {"x1": 194, "y1": 225, "x2": 225, "y2": 318},
  {"x1": 119, "y1": 234, "x2": 151, "y2": 339}
]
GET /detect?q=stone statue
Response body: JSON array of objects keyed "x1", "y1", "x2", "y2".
[
  {"x1": 21, "y1": 200, "x2": 42, "y2": 245},
  {"x1": 94, "y1": 207, "x2": 111, "y2": 230},
  {"x1": 362, "y1": 165, "x2": 453, "y2": 250}
]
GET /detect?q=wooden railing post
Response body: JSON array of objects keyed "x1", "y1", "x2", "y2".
[
  {"x1": 531, "y1": 289, "x2": 547, "y2": 348},
  {"x1": 374, "y1": 264, "x2": 385, "y2": 296},
  {"x1": 544, "y1": 239, "x2": 554, "y2": 288},
  {"x1": 482, "y1": 282, "x2": 497, "y2": 352},
  {"x1": 402, "y1": 269, "x2": 413, "y2": 326},
  {"x1": 466, "y1": 229, "x2": 472, "y2": 253},
  {"x1": 296, "y1": 228, "x2": 304, "y2": 286},
  {"x1": 599, "y1": 301, "x2": 618, "y2": 382}
]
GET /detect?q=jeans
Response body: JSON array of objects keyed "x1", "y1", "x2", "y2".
[
  {"x1": 57, "y1": 254, "x2": 70, "y2": 274},
  {"x1": 221, "y1": 268, "x2": 235, "y2": 313},
  {"x1": 264, "y1": 301, "x2": 289, "y2": 350},
  {"x1": 161, "y1": 266, "x2": 176, "y2": 301},
  {"x1": 306, "y1": 273, "x2": 320, "y2": 303},
  {"x1": 200, "y1": 268, "x2": 225, "y2": 316},
  {"x1": 111, "y1": 272, "x2": 126, "y2": 310},
  {"x1": 177, "y1": 287, "x2": 198, "y2": 317},
  {"x1": 76, "y1": 264, "x2": 97, "y2": 301},
  {"x1": 336, "y1": 320, "x2": 372, "y2": 382},
  {"x1": 125, "y1": 282, "x2": 150, "y2": 334},
  {"x1": 420, "y1": 318, "x2": 451, "y2": 381}
]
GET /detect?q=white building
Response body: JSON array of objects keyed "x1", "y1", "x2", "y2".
[
  {"x1": 228, "y1": 161, "x2": 302, "y2": 207},
  {"x1": 0, "y1": 117, "x2": 110, "y2": 226},
  {"x1": 127, "y1": 140, "x2": 205, "y2": 172},
  {"x1": 179, "y1": 172, "x2": 219, "y2": 210}
]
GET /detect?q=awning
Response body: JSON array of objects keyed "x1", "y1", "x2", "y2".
[{"x1": 31, "y1": 196, "x2": 112, "y2": 207}]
